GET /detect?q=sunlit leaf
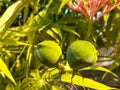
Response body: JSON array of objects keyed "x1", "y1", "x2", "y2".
[
  {"x1": 22, "y1": 69, "x2": 48, "y2": 90},
  {"x1": 0, "y1": 1, "x2": 22, "y2": 32},
  {"x1": 22, "y1": 78, "x2": 44, "y2": 90},
  {"x1": 61, "y1": 73, "x2": 117, "y2": 89},
  {"x1": 80, "y1": 65, "x2": 119, "y2": 79},
  {"x1": 0, "y1": 57, "x2": 16, "y2": 84},
  {"x1": 46, "y1": 0, "x2": 53, "y2": 8},
  {"x1": 103, "y1": 57, "x2": 120, "y2": 79},
  {"x1": 38, "y1": 24, "x2": 49, "y2": 32},
  {"x1": 103, "y1": 13, "x2": 110, "y2": 23},
  {"x1": 23, "y1": 5, "x2": 29, "y2": 23},
  {"x1": 29, "y1": 69, "x2": 40, "y2": 79},
  {"x1": 51, "y1": 86, "x2": 64, "y2": 90},
  {"x1": 51, "y1": 27, "x2": 62, "y2": 40},
  {"x1": 59, "y1": 25, "x2": 80, "y2": 37},
  {"x1": 0, "y1": 1, "x2": 22, "y2": 25},
  {"x1": 5, "y1": 83, "x2": 14, "y2": 90},
  {"x1": 46, "y1": 29, "x2": 59, "y2": 42},
  {"x1": 47, "y1": 68, "x2": 60, "y2": 80},
  {"x1": 0, "y1": 0, "x2": 30, "y2": 37},
  {"x1": 58, "y1": 0, "x2": 68, "y2": 13},
  {"x1": 28, "y1": 10, "x2": 47, "y2": 26}
]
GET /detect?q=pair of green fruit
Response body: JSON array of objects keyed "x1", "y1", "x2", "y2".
[{"x1": 34, "y1": 40, "x2": 98, "y2": 69}]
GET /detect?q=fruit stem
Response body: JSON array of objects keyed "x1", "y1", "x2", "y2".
[{"x1": 57, "y1": 62, "x2": 73, "y2": 73}]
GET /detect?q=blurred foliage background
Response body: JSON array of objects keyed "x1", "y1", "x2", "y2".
[{"x1": 0, "y1": 0, "x2": 120, "y2": 89}]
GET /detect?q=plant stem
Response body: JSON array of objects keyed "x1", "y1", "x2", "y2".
[{"x1": 85, "y1": 18, "x2": 93, "y2": 41}]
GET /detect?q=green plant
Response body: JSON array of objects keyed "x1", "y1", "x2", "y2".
[{"x1": 0, "y1": 0, "x2": 120, "y2": 90}]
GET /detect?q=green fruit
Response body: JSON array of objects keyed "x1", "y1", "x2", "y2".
[
  {"x1": 34, "y1": 40, "x2": 62, "y2": 67},
  {"x1": 66, "y1": 40, "x2": 98, "y2": 69}
]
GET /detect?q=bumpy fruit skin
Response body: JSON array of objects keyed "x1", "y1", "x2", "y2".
[
  {"x1": 34, "y1": 40, "x2": 62, "y2": 67},
  {"x1": 66, "y1": 40, "x2": 98, "y2": 69}
]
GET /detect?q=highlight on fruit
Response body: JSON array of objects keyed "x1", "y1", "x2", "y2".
[
  {"x1": 34, "y1": 40, "x2": 62, "y2": 67},
  {"x1": 66, "y1": 40, "x2": 98, "y2": 69}
]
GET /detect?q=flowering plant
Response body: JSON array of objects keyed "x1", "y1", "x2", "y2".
[
  {"x1": 68, "y1": 0, "x2": 120, "y2": 20},
  {"x1": 68, "y1": 0, "x2": 120, "y2": 40}
]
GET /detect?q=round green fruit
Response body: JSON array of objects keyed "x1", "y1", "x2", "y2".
[
  {"x1": 34, "y1": 40, "x2": 62, "y2": 67},
  {"x1": 66, "y1": 40, "x2": 98, "y2": 69}
]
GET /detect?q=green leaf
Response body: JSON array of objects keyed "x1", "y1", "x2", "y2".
[
  {"x1": 46, "y1": 0, "x2": 53, "y2": 8},
  {"x1": 0, "y1": 57, "x2": 16, "y2": 85},
  {"x1": 46, "y1": 29, "x2": 60, "y2": 42},
  {"x1": 47, "y1": 68, "x2": 60, "y2": 79},
  {"x1": 61, "y1": 73, "x2": 117, "y2": 90},
  {"x1": 103, "y1": 13, "x2": 110, "y2": 23},
  {"x1": 0, "y1": 1, "x2": 22, "y2": 32},
  {"x1": 58, "y1": 0, "x2": 68, "y2": 13},
  {"x1": 59, "y1": 25, "x2": 80, "y2": 37},
  {"x1": 80, "y1": 65, "x2": 119, "y2": 79},
  {"x1": 47, "y1": 84, "x2": 65, "y2": 90},
  {"x1": 23, "y1": 5, "x2": 29, "y2": 23},
  {"x1": 51, "y1": 27, "x2": 62, "y2": 40},
  {"x1": 103, "y1": 57, "x2": 120, "y2": 79},
  {"x1": 5, "y1": 83, "x2": 14, "y2": 90},
  {"x1": 0, "y1": 0, "x2": 30, "y2": 38}
]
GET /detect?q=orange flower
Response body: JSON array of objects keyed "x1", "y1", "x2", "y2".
[{"x1": 68, "y1": 0, "x2": 120, "y2": 20}]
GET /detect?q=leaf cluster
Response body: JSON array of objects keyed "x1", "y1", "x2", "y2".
[{"x1": 0, "y1": 0, "x2": 120, "y2": 89}]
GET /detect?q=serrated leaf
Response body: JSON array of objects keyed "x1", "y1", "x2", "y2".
[
  {"x1": 0, "y1": 58, "x2": 16, "y2": 85},
  {"x1": 61, "y1": 73, "x2": 117, "y2": 90}
]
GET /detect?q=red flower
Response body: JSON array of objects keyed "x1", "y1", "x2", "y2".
[{"x1": 68, "y1": 0, "x2": 120, "y2": 20}]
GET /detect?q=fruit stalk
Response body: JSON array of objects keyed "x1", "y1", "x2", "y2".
[{"x1": 57, "y1": 62, "x2": 73, "y2": 73}]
